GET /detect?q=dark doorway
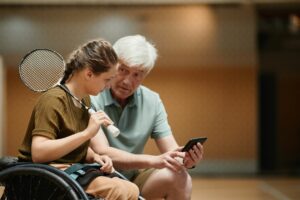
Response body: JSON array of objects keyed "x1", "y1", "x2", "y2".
[{"x1": 257, "y1": 3, "x2": 300, "y2": 175}]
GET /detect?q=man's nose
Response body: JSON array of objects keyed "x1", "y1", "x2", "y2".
[{"x1": 122, "y1": 75, "x2": 133, "y2": 84}]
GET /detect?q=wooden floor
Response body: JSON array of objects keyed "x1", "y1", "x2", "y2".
[
  {"x1": 191, "y1": 176, "x2": 300, "y2": 200},
  {"x1": 1, "y1": 176, "x2": 299, "y2": 199}
]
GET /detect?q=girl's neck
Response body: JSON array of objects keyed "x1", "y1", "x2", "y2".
[{"x1": 64, "y1": 80, "x2": 85, "y2": 100}]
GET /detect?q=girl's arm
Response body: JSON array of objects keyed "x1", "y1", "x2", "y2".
[
  {"x1": 32, "y1": 111, "x2": 111, "y2": 163},
  {"x1": 31, "y1": 131, "x2": 90, "y2": 163}
]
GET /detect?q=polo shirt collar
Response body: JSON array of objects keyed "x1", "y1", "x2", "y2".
[{"x1": 103, "y1": 89, "x2": 115, "y2": 107}]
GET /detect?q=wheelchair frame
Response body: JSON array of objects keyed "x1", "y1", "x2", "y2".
[
  {"x1": 0, "y1": 157, "x2": 144, "y2": 200},
  {"x1": 0, "y1": 156, "x2": 99, "y2": 200}
]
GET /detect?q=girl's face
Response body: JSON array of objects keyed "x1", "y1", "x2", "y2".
[{"x1": 87, "y1": 64, "x2": 118, "y2": 96}]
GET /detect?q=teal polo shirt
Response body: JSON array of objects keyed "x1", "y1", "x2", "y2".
[
  {"x1": 91, "y1": 86, "x2": 172, "y2": 180},
  {"x1": 91, "y1": 85, "x2": 172, "y2": 155}
]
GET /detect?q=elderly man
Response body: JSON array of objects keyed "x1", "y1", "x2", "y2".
[{"x1": 90, "y1": 35, "x2": 204, "y2": 200}]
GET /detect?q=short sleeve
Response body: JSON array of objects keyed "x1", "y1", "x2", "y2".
[
  {"x1": 32, "y1": 94, "x2": 63, "y2": 139},
  {"x1": 151, "y1": 97, "x2": 172, "y2": 139}
]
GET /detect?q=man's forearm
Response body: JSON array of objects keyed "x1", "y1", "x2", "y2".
[
  {"x1": 97, "y1": 146, "x2": 155, "y2": 170},
  {"x1": 90, "y1": 131, "x2": 162, "y2": 170},
  {"x1": 90, "y1": 130, "x2": 158, "y2": 169}
]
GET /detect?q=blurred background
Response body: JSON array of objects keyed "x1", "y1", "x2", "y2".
[{"x1": 0, "y1": 0, "x2": 299, "y2": 177}]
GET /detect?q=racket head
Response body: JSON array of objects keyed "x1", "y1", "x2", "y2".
[{"x1": 19, "y1": 49, "x2": 65, "y2": 92}]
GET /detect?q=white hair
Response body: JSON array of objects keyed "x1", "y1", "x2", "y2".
[{"x1": 113, "y1": 35, "x2": 157, "y2": 73}]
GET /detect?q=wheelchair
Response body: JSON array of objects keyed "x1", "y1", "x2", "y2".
[{"x1": 0, "y1": 156, "x2": 144, "y2": 200}]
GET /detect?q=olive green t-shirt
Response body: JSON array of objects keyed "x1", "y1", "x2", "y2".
[{"x1": 18, "y1": 86, "x2": 91, "y2": 163}]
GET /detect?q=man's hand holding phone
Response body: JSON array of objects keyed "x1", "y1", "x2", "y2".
[{"x1": 182, "y1": 137, "x2": 207, "y2": 169}]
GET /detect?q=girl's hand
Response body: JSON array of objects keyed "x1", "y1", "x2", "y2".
[
  {"x1": 85, "y1": 111, "x2": 114, "y2": 138},
  {"x1": 94, "y1": 154, "x2": 114, "y2": 174}
]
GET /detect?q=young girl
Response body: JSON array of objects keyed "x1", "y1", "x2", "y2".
[{"x1": 18, "y1": 39, "x2": 139, "y2": 200}]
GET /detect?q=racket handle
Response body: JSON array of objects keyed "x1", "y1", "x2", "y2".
[
  {"x1": 106, "y1": 125, "x2": 120, "y2": 137},
  {"x1": 88, "y1": 108, "x2": 120, "y2": 137}
]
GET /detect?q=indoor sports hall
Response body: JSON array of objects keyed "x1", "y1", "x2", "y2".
[{"x1": 0, "y1": 0, "x2": 299, "y2": 199}]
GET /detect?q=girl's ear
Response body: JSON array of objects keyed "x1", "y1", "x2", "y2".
[{"x1": 85, "y1": 68, "x2": 93, "y2": 80}]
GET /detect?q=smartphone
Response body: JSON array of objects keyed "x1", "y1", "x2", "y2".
[{"x1": 182, "y1": 137, "x2": 207, "y2": 152}]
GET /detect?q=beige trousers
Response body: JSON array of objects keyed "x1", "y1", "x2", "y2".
[
  {"x1": 86, "y1": 176, "x2": 139, "y2": 200},
  {"x1": 51, "y1": 164, "x2": 139, "y2": 200}
]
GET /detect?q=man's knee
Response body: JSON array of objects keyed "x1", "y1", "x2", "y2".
[
  {"x1": 164, "y1": 169, "x2": 192, "y2": 188},
  {"x1": 141, "y1": 169, "x2": 192, "y2": 200},
  {"x1": 180, "y1": 171, "x2": 192, "y2": 199},
  {"x1": 161, "y1": 169, "x2": 192, "y2": 198},
  {"x1": 167, "y1": 170, "x2": 192, "y2": 199}
]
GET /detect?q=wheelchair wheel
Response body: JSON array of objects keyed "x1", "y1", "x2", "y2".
[{"x1": 0, "y1": 166, "x2": 84, "y2": 200}]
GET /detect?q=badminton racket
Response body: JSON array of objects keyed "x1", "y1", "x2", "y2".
[{"x1": 19, "y1": 49, "x2": 120, "y2": 137}]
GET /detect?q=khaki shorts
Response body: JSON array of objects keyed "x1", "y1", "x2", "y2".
[{"x1": 132, "y1": 168, "x2": 157, "y2": 190}]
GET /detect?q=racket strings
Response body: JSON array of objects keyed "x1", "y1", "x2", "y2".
[{"x1": 19, "y1": 50, "x2": 65, "y2": 92}]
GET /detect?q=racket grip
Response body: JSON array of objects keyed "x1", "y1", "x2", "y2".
[
  {"x1": 88, "y1": 108, "x2": 120, "y2": 137},
  {"x1": 107, "y1": 125, "x2": 120, "y2": 137}
]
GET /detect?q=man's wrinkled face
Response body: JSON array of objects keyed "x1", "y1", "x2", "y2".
[{"x1": 110, "y1": 61, "x2": 146, "y2": 101}]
